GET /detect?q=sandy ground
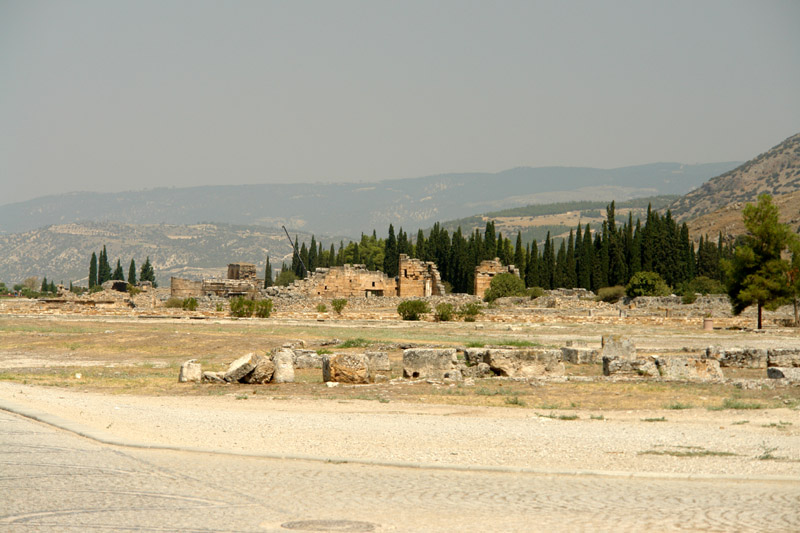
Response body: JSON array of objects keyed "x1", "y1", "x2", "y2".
[{"x1": 2, "y1": 381, "x2": 798, "y2": 479}]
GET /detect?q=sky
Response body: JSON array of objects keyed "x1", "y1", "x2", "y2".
[{"x1": 1, "y1": 0, "x2": 799, "y2": 204}]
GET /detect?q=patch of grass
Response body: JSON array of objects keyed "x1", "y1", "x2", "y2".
[
  {"x1": 235, "y1": 394, "x2": 248, "y2": 400},
  {"x1": 466, "y1": 341, "x2": 485, "y2": 348},
  {"x1": 711, "y1": 398, "x2": 765, "y2": 410},
  {"x1": 336, "y1": 338, "x2": 371, "y2": 349},
  {"x1": 557, "y1": 414, "x2": 579, "y2": 420},
  {"x1": 317, "y1": 348, "x2": 332, "y2": 355},
  {"x1": 731, "y1": 420, "x2": 749, "y2": 425},
  {"x1": 642, "y1": 417, "x2": 667, "y2": 422},
  {"x1": 761, "y1": 421, "x2": 792, "y2": 429},
  {"x1": 504, "y1": 395, "x2": 527, "y2": 407},
  {"x1": 590, "y1": 414, "x2": 605, "y2": 420},
  {"x1": 538, "y1": 402, "x2": 561, "y2": 410},
  {"x1": 639, "y1": 448, "x2": 736, "y2": 458},
  {"x1": 536, "y1": 412, "x2": 579, "y2": 420},
  {"x1": 497, "y1": 339, "x2": 540, "y2": 347},
  {"x1": 757, "y1": 445, "x2": 780, "y2": 461},
  {"x1": 665, "y1": 402, "x2": 693, "y2": 410},
  {"x1": 475, "y1": 387, "x2": 501, "y2": 396}
]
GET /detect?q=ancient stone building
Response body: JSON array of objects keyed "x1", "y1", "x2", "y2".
[
  {"x1": 291, "y1": 264, "x2": 396, "y2": 298},
  {"x1": 474, "y1": 258, "x2": 520, "y2": 298},
  {"x1": 171, "y1": 263, "x2": 263, "y2": 298},
  {"x1": 397, "y1": 254, "x2": 445, "y2": 297},
  {"x1": 227, "y1": 263, "x2": 257, "y2": 281}
]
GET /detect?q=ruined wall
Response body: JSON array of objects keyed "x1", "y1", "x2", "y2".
[
  {"x1": 292, "y1": 265, "x2": 397, "y2": 298},
  {"x1": 227, "y1": 263, "x2": 257, "y2": 281},
  {"x1": 397, "y1": 254, "x2": 445, "y2": 297},
  {"x1": 171, "y1": 277, "x2": 203, "y2": 298},
  {"x1": 474, "y1": 258, "x2": 520, "y2": 298}
]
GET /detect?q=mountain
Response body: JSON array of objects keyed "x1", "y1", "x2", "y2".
[
  {"x1": 688, "y1": 190, "x2": 800, "y2": 242},
  {"x1": 0, "y1": 222, "x2": 324, "y2": 287},
  {"x1": 670, "y1": 133, "x2": 800, "y2": 222},
  {"x1": 0, "y1": 163, "x2": 739, "y2": 236}
]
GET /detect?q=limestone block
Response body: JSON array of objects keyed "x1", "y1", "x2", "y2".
[
  {"x1": 403, "y1": 348, "x2": 457, "y2": 379},
  {"x1": 602, "y1": 356, "x2": 658, "y2": 378},
  {"x1": 223, "y1": 352, "x2": 259, "y2": 383},
  {"x1": 242, "y1": 356, "x2": 274, "y2": 384},
  {"x1": 323, "y1": 353, "x2": 370, "y2": 384},
  {"x1": 601, "y1": 335, "x2": 636, "y2": 360},
  {"x1": 202, "y1": 371, "x2": 226, "y2": 383},
  {"x1": 485, "y1": 349, "x2": 565, "y2": 378},
  {"x1": 655, "y1": 356, "x2": 724, "y2": 382},
  {"x1": 271, "y1": 350, "x2": 295, "y2": 383},
  {"x1": 767, "y1": 349, "x2": 800, "y2": 368},
  {"x1": 293, "y1": 349, "x2": 322, "y2": 369},
  {"x1": 561, "y1": 347, "x2": 599, "y2": 365},
  {"x1": 464, "y1": 348, "x2": 489, "y2": 366},
  {"x1": 707, "y1": 346, "x2": 767, "y2": 369},
  {"x1": 767, "y1": 367, "x2": 800, "y2": 381},
  {"x1": 178, "y1": 359, "x2": 202, "y2": 383},
  {"x1": 365, "y1": 351, "x2": 390, "y2": 372}
]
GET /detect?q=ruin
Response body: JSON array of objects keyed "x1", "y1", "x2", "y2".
[
  {"x1": 170, "y1": 263, "x2": 263, "y2": 299},
  {"x1": 397, "y1": 254, "x2": 445, "y2": 297},
  {"x1": 474, "y1": 258, "x2": 521, "y2": 298}
]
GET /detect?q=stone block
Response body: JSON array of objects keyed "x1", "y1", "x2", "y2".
[
  {"x1": 707, "y1": 346, "x2": 767, "y2": 369},
  {"x1": 655, "y1": 356, "x2": 724, "y2": 382},
  {"x1": 484, "y1": 349, "x2": 565, "y2": 378},
  {"x1": 293, "y1": 349, "x2": 323, "y2": 369},
  {"x1": 242, "y1": 355, "x2": 274, "y2": 384},
  {"x1": 223, "y1": 352, "x2": 259, "y2": 383},
  {"x1": 767, "y1": 349, "x2": 800, "y2": 368},
  {"x1": 767, "y1": 367, "x2": 800, "y2": 381},
  {"x1": 602, "y1": 356, "x2": 658, "y2": 378},
  {"x1": 601, "y1": 335, "x2": 636, "y2": 360},
  {"x1": 403, "y1": 348, "x2": 457, "y2": 379},
  {"x1": 178, "y1": 359, "x2": 202, "y2": 383},
  {"x1": 464, "y1": 348, "x2": 489, "y2": 366},
  {"x1": 322, "y1": 353, "x2": 370, "y2": 384},
  {"x1": 202, "y1": 371, "x2": 226, "y2": 383},
  {"x1": 561, "y1": 347, "x2": 599, "y2": 365},
  {"x1": 271, "y1": 350, "x2": 295, "y2": 383},
  {"x1": 365, "y1": 351, "x2": 390, "y2": 372}
]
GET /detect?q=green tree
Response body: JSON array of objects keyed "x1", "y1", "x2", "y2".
[
  {"x1": 89, "y1": 252, "x2": 97, "y2": 288},
  {"x1": 41, "y1": 277, "x2": 49, "y2": 293},
  {"x1": 725, "y1": 195, "x2": 797, "y2": 329},
  {"x1": 483, "y1": 272, "x2": 526, "y2": 302},
  {"x1": 112, "y1": 259, "x2": 124, "y2": 281},
  {"x1": 384, "y1": 224, "x2": 398, "y2": 277},
  {"x1": 139, "y1": 257, "x2": 157, "y2": 287},
  {"x1": 264, "y1": 256, "x2": 273, "y2": 288},
  {"x1": 128, "y1": 259, "x2": 137, "y2": 285},
  {"x1": 98, "y1": 246, "x2": 112, "y2": 285}
]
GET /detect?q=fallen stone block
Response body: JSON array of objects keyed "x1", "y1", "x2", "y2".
[
  {"x1": 464, "y1": 348, "x2": 489, "y2": 366},
  {"x1": 271, "y1": 349, "x2": 295, "y2": 383},
  {"x1": 655, "y1": 356, "x2": 724, "y2": 382},
  {"x1": 365, "y1": 351, "x2": 390, "y2": 372},
  {"x1": 403, "y1": 348, "x2": 457, "y2": 379},
  {"x1": 767, "y1": 349, "x2": 800, "y2": 368},
  {"x1": 462, "y1": 362, "x2": 492, "y2": 379},
  {"x1": 601, "y1": 335, "x2": 636, "y2": 360},
  {"x1": 224, "y1": 352, "x2": 259, "y2": 383},
  {"x1": 561, "y1": 347, "x2": 599, "y2": 365},
  {"x1": 293, "y1": 349, "x2": 322, "y2": 369},
  {"x1": 322, "y1": 353, "x2": 370, "y2": 384},
  {"x1": 202, "y1": 371, "x2": 226, "y2": 383},
  {"x1": 707, "y1": 346, "x2": 767, "y2": 369},
  {"x1": 484, "y1": 349, "x2": 565, "y2": 378},
  {"x1": 767, "y1": 367, "x2": 800, "y2": 381},
  {"x1": 242, "y1": 355, "x2": 274, "y2": 384},
  {"x1": 603, "y1": 356, "x2": 658, "y2": 378},
  {"x1": 178, "y1": 359, "x2": 202, "y2": 383}
]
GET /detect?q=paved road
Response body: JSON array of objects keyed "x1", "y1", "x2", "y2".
[{"x1": 2, "y1": 410, "x2": 799, "y2": 532}]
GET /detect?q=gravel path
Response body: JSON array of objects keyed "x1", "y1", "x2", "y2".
[{"x1": 2, "y1": 382, "x2": 798, "y2": 479}]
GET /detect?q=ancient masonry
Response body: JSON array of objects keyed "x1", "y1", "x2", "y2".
[
  {"x1": 171, "y1": 263, "x2": 263, "y2": 298},
  {"x1": 474, "y1": 258, "x2": 521, "y2": 298},
  {"x1": 397, "y1": 254, "x2": 445, "y2": 297}
]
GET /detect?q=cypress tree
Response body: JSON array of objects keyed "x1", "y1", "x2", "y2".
[
  {"x1": 415, "y1": 229, "x2": 426, "y2": 260},
  {"x1": 264, "y1": 256, "x2": 273, "y2": 288},
  {"x1": 555, "y1": 239, "x2": 567, "y2": 288},
  {"x1": 308, "y1": 235, "x2": 317, "y2": 273},
  {"x1": 298, "y1": 242, "x2": 309, "y2": 277},
  {"x1": 41, "y1": 277, "x2": 48, "y2": 293},
  {"x1": 139, "y1": 257, "x2": 156, "y2": 287},
  {"x1": 384, "y1": 224, "x2": 398, "y2": 277},
  {"x1": 514, "y1": 232, "x2": 525, "y2": 273},
  {"x1": 328, "y1": 244, "x2": 336, "y2": 268},
  {"x1": 50, "y1": 280, "x2": 57, "y2": 293},
  {"x1": 484, "y1": 221, "x2": 496, "y2": 260},
  {"x1": 128, "y1": 259, "x2": 137, "y2": 285},
  {"x1": 630, "y1": 219, "x2": 642, "y2": 277},
  {"x1": 397, "y1": 228, "x2": 410, "y2": 256},
  {"x1": 566, "y1": 230, "x2": 577, "y2": 288},
  {"x1": 291, "y1": 237, "x2": 300, "y2": 274},
  {"x1": 112, "y1": 259, "x2": 124, "y2": 281},
  {"x1": 526, "y1": 240, "x2": 539, "y2": 288},
  {"x1": 98, "y1": 245, "x2": 112, "y2": 285},
  {"x1": 89, "y1": 252, "x2": 98, "y2": 288}
]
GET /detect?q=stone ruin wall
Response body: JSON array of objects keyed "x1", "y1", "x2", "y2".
[
  {"x1": 227, "y1": 263, "x2": 257, "y2": 281},
  {"x1": 170, "y1": 278, "x2": 204, "y2": 298},
  {"x1": 291, "y1": 264, "x2": 397, "y2": 298},
  {"x1": 397, "y1": 254, "x2": 445, "y2": 297},
  {"x1": 474, "y1": 258, "x2": 520, "y2": 298},
  {"x1": 171, "y1": 263, "x2": 263, "y2": 299}
]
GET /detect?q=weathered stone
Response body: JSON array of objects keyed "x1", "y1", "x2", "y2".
[
  {"x1": 223, "y1": 352, "x2": 259, "y2": 383},
  {"x1": 403, "y1": 348, "x2": 457, "y2": 379},
  {"x1": 271, "y1": 350, "x2": 295, "y2": 383},
  {"x1": 464, "y1": 348, "x2": 489, "y2": 366},
  {"x1": 484, "y1": 349, "x2": 565, "y2": 378},
  {"x1": 365, "y1": 351, "x2": 390, "y2": 372},
  {"x1": 601, "y1": 335, "x2": 636, "y2": 360},
  {"x1": 707, "y1": 346, "x2": 767, "y2": 369},
  {"x1": 767, "y1": 349, "x2": 800, "y2": 368},
  {"x1": 461, "y1": 362, "x2": 492, "y2": 379},
  {"x1": 655, "y1": 356, "x2": 724, "y2": 382},
  {"x1": 242, "y1": 355, "x2": 274, "y2": 384},
  {"x1": 323, "y1": 353, "x2": 370, "y2": 384},
  {"x1": 767, "y1": 367, "x2": 800, "y2": 381},
  {"x1": 202, "y1": 371, "x2": 226, "y2": 383},
  {"x1": 602, "y1": 356, "x2": 658, "y2": 378},
  {"x1": 561, "y1": 347, "x2": 599, "y2": 365},
  {"x1": 443, "y1": 369, "x2": 463, "y2": 381},
  {"x1": 178, "y1": 359, "x2": 202, "y2": 383},
  {"x1": 293, "y1": 349, "x2": 323, "y2": 369}
]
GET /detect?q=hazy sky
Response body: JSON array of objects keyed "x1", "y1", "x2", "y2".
[{"x1": 1, "y1": 0, "x2": 798, "y2": 204}]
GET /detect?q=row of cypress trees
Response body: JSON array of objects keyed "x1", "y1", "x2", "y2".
[{"x1": 88, "y1": 245, "x2": 155, "y2": 288}]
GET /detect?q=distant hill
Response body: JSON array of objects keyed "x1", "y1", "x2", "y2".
[
  {"x1": 0, "y1": 163, "x2": 739, "y2": 236},
  {"x1": 670, "y1": 133, "x2": 800, "y2": 222},
  {"x1": 688, "y1": 190, "x2": 800, "y2": 242},
  {"x1": 0, "y1": 222, "x2": 325, "y2": 287}
]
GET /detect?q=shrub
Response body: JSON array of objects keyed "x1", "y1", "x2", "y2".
[
  {"x1": 331, "y1": 298, "x2": 347, "y2": 315},
  {"x1": 127, "y1": 284, "x2": 142, "y2": 296},
  {"x1": 397, "y1": 299, "x2": 430, "y2": 320},
  {"x1": 182, "y1": 297, "x2": 198, "y2": 311},
  {"x1": 483, "y1": 273, "x2": 526, "y2": 302},
  {"x1": 681, "y1": 275, "x2": 726, "y2": 304},
  {"x1": 625, "y1": 271, "x2": 671, "y2": 298},
  {"x1": 316, "y1": 303, "x2": 327, "y2": 313},
  {"x1": 254, "y1": 299, "x2": 273, "y2": 318},
  {"x1": 434, "y1": 303, "x2": 455, "y2": 322},
  {"x1": 215, "y1": 303, "x2": 225, "y2": 312},
  {"x1": 164, "y1": 297, "x2": 184, "y2": 308},
  {"x1": 275, "y1": 270, "x2": 297, "y2": 287},
  {"x1": 596, "y1": 285, "x2": 626, "y2": 303},
  {"x1": 458, "y1": 302, "x2": 482, "y2": 322},
  {"x1": 230, "y1": 297, "x2": 255, "y2": 317},
  {"x1": 527, "y1": 286, "x2": 546, "y2": 299}
]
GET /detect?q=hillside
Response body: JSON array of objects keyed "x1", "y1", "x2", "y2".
[
  {"x1": 0, "y1": 163, "x2": 738, "y2": 236},
  {"x1": 670, "y1": 133, "x2": 800, "y2": 221},
  {"x1": 688, "y1": 190, "x2": 800, "y2": 242},
  {"x1": 0, "y1": 222, "x2": 324, "y2": 287}
]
